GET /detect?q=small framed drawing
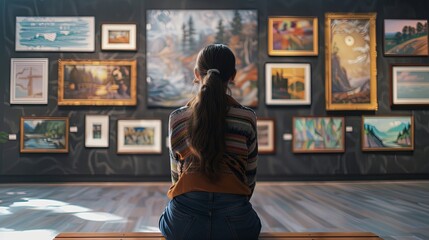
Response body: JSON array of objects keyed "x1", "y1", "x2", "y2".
[
  {"x1": 325, "y1": 13, "x2": 378, "y2": 111},
  {"x1": 58, "y1": 59, "x2": 137, "y2": 106},
  {"x1": 384, "y1": 19, "x2": 428, "y2": 56},
  {"x1": 117, "y1": 119, "x2": 162, "y2": 154},
  {"x1": 265, "y1": 63, "x2": 311, "y2": 105},
  {"x1": 362, "y1": 115, "x2": 414, "y2": 151},
  {"x1": 10, "y1": 58, "x2": 49, "y2": 104},
  {"x1": 292, "y1": 116, "x2": 345, "y2": 153},
  {"x1": 101, "y1": 23, "x2": 137, "y2": 51},
  {"x1": 85, "y1": 115, "x2": 109, "y2": 148},
  {"x1": 257, "y1": 118, "x2": 276, "y2": 154},
  {"x1": 20, "y1": 117, "x2": 69, "y2": 153},
  {"x1": 16, "y1": 17, "x2": 95, "y2": 52},
  {"x1": 268, "y1": 16, "x2": 318, "y2": 56},
  {"x1": 391, "y1": 65, "x2": 429, "y2": 105}
]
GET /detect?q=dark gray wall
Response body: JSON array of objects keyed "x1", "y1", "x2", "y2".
[{"x1": 1, "y1": 0, "x2": 428, "y2": 182}]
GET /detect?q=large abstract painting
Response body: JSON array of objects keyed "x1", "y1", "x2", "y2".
[
  {"x1": 146, "y1": 10, "x2": 258, "y2": 107},
  {"x1": 325, "y1": 13, "x2": 377, "y2": 110},
  {"x1": 16, "y1": 17, "x2": 95, "y2": 52}
]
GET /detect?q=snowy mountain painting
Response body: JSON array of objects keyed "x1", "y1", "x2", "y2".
[
  {"x1": 362, "y1": 116, "x2": 413, "y2": 151},
  {"x1": 146, "y1": 10, "x2": 258, "y2": 107},
  {"x1": 16, "y1": 17, "x2": 95, "y2": 51}
]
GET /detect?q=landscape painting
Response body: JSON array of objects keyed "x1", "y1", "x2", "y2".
[
  {"x1": 293, "y1": 117, "x2": 344, "y2": 153},
  {"x1": 384, "y1": 19, "x2": 428, "y2": 56},
  {"x1": 117, "y1": 120, "x2": 162, "y2": 154},
  {"x1": 362, "y1": 116, "x2": 414, "y2": 151},
  {"x1": 58, "y1": 60, "x2": 137, "y2": 106},
  {"x1": 257, "y1": 119, "x2": 275, "y2": 154},
  {"x1": 16, "y1": 17, "x2": 95, "y2": 52},
  {"x1": 20, "y1": 117, "x2": 69, "y2": 153},
  {"x1": 268, "y1": 17, "x2": 318, "y2": 56},
  {"x1": 265, "y1": 63, "x2": 311, "y2": 105},
  {"x1": 102, "y1": 24, "x2": 137, "y2": 50},
  {"x1": 325, "y1": 13, "x2": 377, "y2": 111},
  {"x1": 146, "y1": 10, "x2": 258, "y2": 107},
  {"x1": 392, "y1": 65, "x2": 429, "y2": 105},
  {"x1": 10, "y1": 58, "x2": 48, "y2": 104}
]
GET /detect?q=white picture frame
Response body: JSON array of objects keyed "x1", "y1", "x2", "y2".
[
  {"x1": 101, "y1": 23, "x2": 137, "y2": 51},
  {"x1": 85, "y1": 115, "x2": 109, "y2": 148},
  {"x1": 265, "y1": 63, "x2": 311, "y2": 105},
  {"x1": 10, "y1": 58, "x2": 49, "y2": 104},
  {"x1": 117, "y1": 119, "x2": 162, "y2": 154}
]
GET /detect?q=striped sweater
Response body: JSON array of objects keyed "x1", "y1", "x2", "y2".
[{"x1": 167, "y1": 97, "x2": 258, "y2": 199}]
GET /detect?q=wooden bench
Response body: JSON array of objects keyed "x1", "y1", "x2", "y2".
[{"x1": 54, "y1": 232, "x2": 383, "y2": 240}]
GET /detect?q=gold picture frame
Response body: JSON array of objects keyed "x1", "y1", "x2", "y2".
[
  {"x1": 268, "y1": 16, "x2": 318, "y2": 56},
  {"x1": 325, "y1": 13, "x2": 378, "y2": 111},
  {"x1": 20, "y1": 117, "x2": 69, "y2": 153},
  {"x1": 58, "y1": 59, "x2": 137, "y2": 106}
]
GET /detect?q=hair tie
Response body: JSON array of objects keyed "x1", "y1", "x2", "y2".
[{"x1": 207, "y1": 69, "x2": 220, "y2": 75}]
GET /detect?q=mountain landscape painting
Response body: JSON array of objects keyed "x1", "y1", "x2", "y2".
[
  {"x1": 362, "y1": 116, "x2": 414, "y2": 151},
  {"x1": 146, "y1": 10, "x2": 258, "y2": 107},
  {"x1": 384, "y1": 19, "x2": 428, "y2": 56},
  {"x1": 293, "y1": 117, "x2": 344, "y2": 153}
]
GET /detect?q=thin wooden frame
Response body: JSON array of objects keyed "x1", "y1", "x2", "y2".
[
  {"x1": 257, "y1": 118, "x2": 276, "y2": 154},
  {"x1": 85, "y1": 115, "x2": 109, "y2": 148},
  {"x1": 58, "y1": 59, "x2": 137, "y2": 106},
  {"x1": 391, "y1": 64, "x2": 429, "y2": 105},
  {"x1": 10, "y1": 58, "x2": 49, "y2": 104},
  {"x1": 117, "y1": 119, "x2": 162, "y2": 154},
  {"x1": 268, "y1": 16, "x2": 318, "y2": 56},
  {"x1": 265, "y1": 63, "x2": 311, "y2": 105},
  {"x1": 325, "y1": 13, "x2": 378, "y2": 111},
  {"x1": 20, "y1": 117, "x2": 69, "y2": 153},
  {"x1": 384, "y1": 19, "x2": 428, "y2": 57},
  {"x1": 101, "y1": 23, "x2": 137, "y2": 51},
  {"x1": 361, "y1": 115, "x2": 414, "y2": 151},
  {"x1": 292, "y1": 116, "x2": 345, "y2": 153}
]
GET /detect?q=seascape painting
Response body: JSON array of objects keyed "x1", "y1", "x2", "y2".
[
  {"x1": 293, "y1": 117, "x2": 344, "y2": 153},
  {"x1": 16, "y1": 17, "x2": 95, "y2": 52},
  {"x1": 326, "y1": 13, "x2": 377, "y2": 110},
  {"x1": 20, "y1": 117, "x2": 69, "y2": 153},
  {"x1": 268, "y1": 17, "x2": 318, "y2": 56},
  {"x1": 384, "y1": 19, "x2": 428, "y2": 56},
  {"x1": 392, "y1": 65, "x2": 429, "y2": 105},
  {"x1": 10, "y1": 58, "x2": 48, "y2": 104},
  {"x1": 362, "y1": 116, "x2": 414, "y2": 151},
  {"x1": 117, "y1": 120, "x2": 162, "y2": 154},
  {"x1": 58, "y1": 60, "x2": 137, "y2": 106},
  {"x1": 265, "y1": 63, "x2": 311, "y2": 105},
  {"x1": 146, "y1": 10, "x2": 258, "y2": 107}
]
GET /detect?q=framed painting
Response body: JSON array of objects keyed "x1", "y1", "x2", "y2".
[
  {"x1": 292, "y1": 116, "x2": 345, "y2": 153},
  {"x1": 391, "y1": 65, "x2": 429, "y2": 105},
  {"x1": 257, "y1": 118, "x2": 276, "y2": 154},
  {"x1": 384, "y1": 19, "x2": 428, "y2": 56},
  {"x1": 16, "y1": 17, "x2": 95, "y2": 52},
  {"x1": 10, "y1": 58, "x2": 48, "y2": 104},
  {"x1": 325, "y1": 13, "x2": 378, "y2": 111},
  {"x1": 101, "y1": 23, "x2": 137, "y2": 51},
  {"x1": 58, "y1": 59, "x2": 137, "y2": 106},
  {"x1": 85, "y1": 115, "x2": 109, "y2": 148},
  {"x1": 20, "y1": 117, "x2": 69, "y2": 153},
  {"x1": 268, "y1": 16, "x2": 318, "y2": 56},
  {"x1": 146, "y1": 10, "x2": 258, "y2": 107},
  {"x1": 265, "y1": 63, "x2": 311, "y2": 105},
  {"x1": 362, "y1": 116, "x2": 414, "y2": 151},
  {"x1": 117, "y1": 119, "x2": 162, "y2": 154}
]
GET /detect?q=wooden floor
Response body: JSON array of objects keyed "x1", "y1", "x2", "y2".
[{"x1": 0, "y1": 181, "x2": 428, "y2": 240}]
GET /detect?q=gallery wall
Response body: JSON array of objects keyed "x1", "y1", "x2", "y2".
[{"x1": 1, "y1": 0, "x2": 428, "y2": 182}]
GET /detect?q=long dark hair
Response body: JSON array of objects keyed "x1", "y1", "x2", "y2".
[{"x1": 188, "y1": 44, "x2": 236, "y2": 181}]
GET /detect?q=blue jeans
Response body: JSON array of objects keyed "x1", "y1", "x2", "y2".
[{"x1": 159, "y1": 191, "x2": 261, "y2": 240}]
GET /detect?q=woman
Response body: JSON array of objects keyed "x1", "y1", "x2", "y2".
[{"x1": 159, "y1": 44, "x2": 261, "y2": 240}]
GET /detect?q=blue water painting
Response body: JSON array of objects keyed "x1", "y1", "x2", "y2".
[
  {"x1": 16, "y1": 17, "x2": 95, "y2": 51},
  {"x1": 397, "y1": 70, "x2": 429, "y2": 99}
]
